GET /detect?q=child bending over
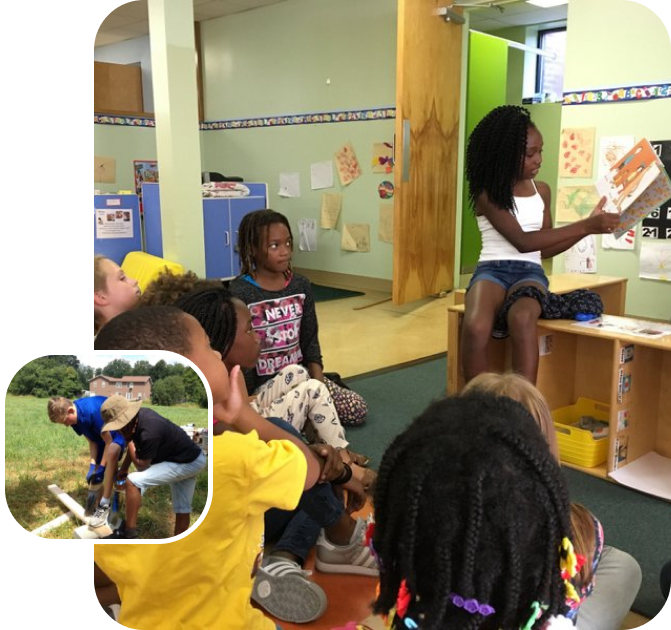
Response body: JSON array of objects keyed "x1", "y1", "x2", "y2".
[
  {"x1": 462, "y1": 105, "x2": 619, "y2": 385},
  {"x1": 94, "y1": 306, "x2": 377, "y2": 626},
  {"x1": 372, "y1": 392, "x2": 582, "y2": 629},
  {"x1": 229, "y1": 208, "x2": 368, "y2": 426},
  {"x1": 47, "y1": 395, "x2": 125, "y2": 529},
  {"x1": 463, "y1": 372, "x2": 642, "y2": 630},
  {"x1": 94, "y1": 255, "x2": 140, "y2": 334}
]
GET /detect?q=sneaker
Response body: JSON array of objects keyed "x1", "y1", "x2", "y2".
[
  {"x1": 251, "y1": 557, "x2": 327, "y2": 623},
  {"x1": 88, "y1": 503, "x2": 110, "y2": 529},
  {"x1": 103, "y1": 520, "x2": 138, "y2": 539},
  {"x1": 315, "y1": 517, "x2": 379, "y2": 576},
  {"x1": 102, "y1": 604, "x2": 121, "y2": 630}
]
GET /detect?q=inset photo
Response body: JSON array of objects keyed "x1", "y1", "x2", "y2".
[{"x1": 5, "y1": 352, "x2": 210, "y2": 540}]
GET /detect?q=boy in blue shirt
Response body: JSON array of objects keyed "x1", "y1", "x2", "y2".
[{"x1": 47, "y1": 395, "x2": 126, "y2": 528}]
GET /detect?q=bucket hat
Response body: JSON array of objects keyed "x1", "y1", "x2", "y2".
[{"x1": 101, "y1": 396, "x2": 143, "y2": 432}]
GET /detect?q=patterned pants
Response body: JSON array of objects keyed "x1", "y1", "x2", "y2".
[
  {"x1": 251, "y1": 365, "x2": 349, "y2": 449},
  {"x1": 324, "y1": 376, "x2": 367, "y2": 427}
]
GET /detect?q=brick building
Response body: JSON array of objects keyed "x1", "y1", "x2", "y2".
[{"x1": 89, "y1": 375, "x2": 152, "y2": 400}]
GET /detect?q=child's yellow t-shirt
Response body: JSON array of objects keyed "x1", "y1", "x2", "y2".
[{"x1": 94, "y1": 430, "x2": 307, "y2": 630}]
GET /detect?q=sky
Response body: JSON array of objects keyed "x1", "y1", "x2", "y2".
[{"x1": 76, "y1": 351, "x2": 185, "y2": 371}]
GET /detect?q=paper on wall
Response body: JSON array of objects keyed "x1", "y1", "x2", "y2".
[
  {"x1": 297, "y1": 218, "x2": 317, "y2": 252},
  {"x1": 371, "y1": 142, "x2": 394, "y2": 173},
  {"x1": 320, "y1": 193, "x2": 342, "y2": 229},
  {"x1": 334, "y1": 142, "x2": 362, "y2": 186},
  {"x1": 559, "y1": 127, "x2": 595, "y2": 178},
  {"x1": 602, "y1": 228, "x2": 636, "y2": 250},
  {"x1": 94, "y1": 156, "x2": 116, "y2": 183},
  {"x1": 96, "y1": 208, "x2": 134, "y2": 239},
  {"x1": 556, "y1": 185, "x2": 600, "y2": 223},
  {"x1": 564, "y1": 235, "x2": 597, "y2": 273},
  {"x1": 278, "y1": 172, "x2": 301, "y2": 198},
  {"x1": 378, "y1": 204, "x2": 393, "y2": 243},
  {"x1": 310, "y1": 161, "x2": 334, "y2": 190},
  {"x1": 639, "y1": 240, "x2": 671, "y2": 281},
  {"x1": 341, "y1": 223, "x2": 370, "y2": 252}
]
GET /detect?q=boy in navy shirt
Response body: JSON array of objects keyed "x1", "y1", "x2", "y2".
[{"x1": 47, "y1": 395, "x2": 126, "y2": 528}]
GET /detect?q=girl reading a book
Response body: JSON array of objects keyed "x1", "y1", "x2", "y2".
[{"x1": 461, "y1": 105, "x2": 620, "y2": 385}]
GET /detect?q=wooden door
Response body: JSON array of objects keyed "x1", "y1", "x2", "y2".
[{"x1": 393, "y1": 1, "x2": 464, "y2": 304}]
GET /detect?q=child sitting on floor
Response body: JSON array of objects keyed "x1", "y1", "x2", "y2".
[
  {"x1": 94, "y1": 255, "x2": 140, "y2": 334},
  {"x1": 462, "y1": 372, "x2": 642, "y2": 630},
  {"x1": 371, "y1": 392, "x2": 581, "y2": 629},
  {"x1": 174, "y1": 286, "x2": 374, "y2": 488},
  {"x1": 229, "y1": 208, "x2": 368, "y2": 426},
  {"x1": 94, "y1": 306, "x2": 377, "y2": 626},
  {"x1": 47, "y1": 395, "x2": 126, "y2": 528}
]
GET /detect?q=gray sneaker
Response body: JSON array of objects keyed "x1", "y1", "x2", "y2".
[
  {"x1": 251, "y1": 557, "x2": 327, "y2": 623},
  {"x1": 88, "y1": 503, "x2": 110, "y2": 529},
  {"x1": 315, "y1": 516, "x2": 379, "y2": 576}
]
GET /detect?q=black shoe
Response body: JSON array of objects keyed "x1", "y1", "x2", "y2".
[{"x1": 103, "y1": 520, "x2": 138, "y2": 539}]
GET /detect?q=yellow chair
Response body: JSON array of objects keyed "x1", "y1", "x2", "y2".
[{"x1": 121, "y1": 251, "x2": 184, "y2": 294}]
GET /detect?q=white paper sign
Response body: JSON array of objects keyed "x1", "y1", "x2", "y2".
[
  {"x1": 278, "y1": 172, "x2": 301, "y2": 198},
  {"x1": 95, "y1": 208, "x2": 134, "y2": 239},
  {"x1": 310, "y1": 161, "x2": 334, "y2": 190},
  {"x1": 297, "y1": 218, "x2": 317, "y2": 252}
]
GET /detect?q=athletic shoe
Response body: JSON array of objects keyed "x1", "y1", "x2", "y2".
[
  {"x1": 251, "y1": 557, "x2": 327, "y2": 623},
  {"x1": 88, "y1": 503, "x2": 110, "y2": 529},
  {"x1": 315, "y1": 516, "x2": 379, "y2": 576}
]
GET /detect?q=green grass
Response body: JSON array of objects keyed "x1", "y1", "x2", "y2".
[{"x1": 5, "y1": 395, "x2": 208, "y2": 539}]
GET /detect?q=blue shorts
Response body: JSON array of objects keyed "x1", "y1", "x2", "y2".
[{"x1": 467, "y1": 260, "x2": 549, "y2": 293}]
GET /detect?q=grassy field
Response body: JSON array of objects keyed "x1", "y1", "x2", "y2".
[{"x1": 5, "y1": 395, "x2": 208, "y2": 539}]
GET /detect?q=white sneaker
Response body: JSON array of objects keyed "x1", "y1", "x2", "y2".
[
  {"x1": 315, "y1": 516, "x2": 378, "y2": 576},
  {"x1": 251, "y1": 557, "x2": 327, "y2": 623},
  {"x1": 88, "y1": 503, "x2": 110, "y2": 529}
]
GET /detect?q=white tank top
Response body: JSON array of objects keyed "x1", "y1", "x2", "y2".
[{"x1": 477, "y1": 181, "x2": 544, "y2": 265}]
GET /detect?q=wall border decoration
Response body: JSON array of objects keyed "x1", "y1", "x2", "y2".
[
  {"x1": 94, "y1": 107, "x2": 396, "y2": 129},
  {"x1": 563, "y1": 82, "x2": 671, "y2": 106}
]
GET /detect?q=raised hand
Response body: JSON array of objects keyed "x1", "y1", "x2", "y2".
[{"x1": 585, "y1": 197, "x2": 620, "y2": 234}]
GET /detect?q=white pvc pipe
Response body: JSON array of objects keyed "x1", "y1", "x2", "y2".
[{"x1": 32, "y1": 511, "x2": 74, "y2": 536}]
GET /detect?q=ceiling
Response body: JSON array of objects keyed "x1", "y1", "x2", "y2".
[{"x1": 95, "y1": 0, "x2": 568, "y2": 48}]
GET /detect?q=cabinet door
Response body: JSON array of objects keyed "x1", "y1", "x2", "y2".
[
  {"x1": 203, "y1": 199, "x2": 233, "y2": 279},
  {"x1": 229, "y1": 196, "x2": 268, "y2": 277},
  {"x1": 393, "y1": 0, "x2": 463, "y2": 304}
]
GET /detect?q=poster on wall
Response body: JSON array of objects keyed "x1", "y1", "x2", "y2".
[
  {"x1": 556, "y1": 185, "x2": 600, "y2": 223},
  {"x1": 602, "y1": 227, "x2": 636, "y2": 250},
  {"x1": 334, "y1": 142, "x2": 362, "y2": 186},
  {"x1": 96, "y1": 208, "x2": 134, "y2": 239},
  {"x1": 641, "y1": 206, "x2": 671, "y2": 239},
  {"x1": 371, "y1": 142, "x2": 394, "y2": 173},
  {"x1": 639, "y1": 240, "x2": 671, "y2": 281},
  {"x1": 559, "y1": 127, "x2": 595, "y2": 178},
  {"x1": 133, "y1": 160, "x2": 159, "y2": 213},
  {"x1": 564, "y1": 235, "x2": 597, "y2": 273}
]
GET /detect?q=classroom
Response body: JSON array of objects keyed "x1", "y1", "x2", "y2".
[{"x1": 92, "y1": 1, "x2": 671, "y2": 629}]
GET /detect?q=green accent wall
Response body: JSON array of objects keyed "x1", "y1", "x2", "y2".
[{"x1": 460, "y1": 32, "x2": 508, "y2": 272}]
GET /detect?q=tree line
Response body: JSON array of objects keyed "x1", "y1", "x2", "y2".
[{"x1": 8, "y1": 356, "x2": 207, "y2": 408}]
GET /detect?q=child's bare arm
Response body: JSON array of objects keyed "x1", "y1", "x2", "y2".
[{"x1": 87, "y1": 438, "x2": 99, "y2": 466}]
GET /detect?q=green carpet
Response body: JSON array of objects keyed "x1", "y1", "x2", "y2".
[
  {"x1": 345, "y1": 356, "x2": 668, "y2": 620},
  {"x1": 311, "y1": 283, "x2": 364, "y2": 302}
]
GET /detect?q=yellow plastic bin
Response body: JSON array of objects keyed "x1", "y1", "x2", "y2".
[{"x1": 552, "y1": 398, "x2": 610, "y2": 468}]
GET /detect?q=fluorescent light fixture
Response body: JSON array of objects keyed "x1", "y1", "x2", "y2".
[{"x1": 526, "y1": 0, "x2": 568, "y2": 7}]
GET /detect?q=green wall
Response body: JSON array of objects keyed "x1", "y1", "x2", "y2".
[
  {"x1": 460, "y1": 32, "x2": 508, "y2": 272},
  {"x1": 199, "y1": 0, "x2": 397, "y2": 279},
  {"x1": 558, "y1": 0, "x2": 671, "y2": 319}
]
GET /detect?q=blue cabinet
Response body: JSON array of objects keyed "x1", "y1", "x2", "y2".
[{"x1": 142, "y1": 183, "x2": 267, "y2": 279}]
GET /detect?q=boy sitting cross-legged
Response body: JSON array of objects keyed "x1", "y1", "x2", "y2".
[{"x1": 94, "y1": 306, "x2": 377, "y2": 628}]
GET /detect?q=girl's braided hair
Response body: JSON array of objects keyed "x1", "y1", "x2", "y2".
[
  {"x1": 466, "y1": 105, "x2": 534, "y2": 214},
  {"x1": 174, "y1": 287, "x2": 238, "y2": 359},
  {"x1": 237, "y1": 209, "x2": 293, "y2": 276},
  {"x1": 372, "y1": 392, "x2": 572, "y2": 630}
]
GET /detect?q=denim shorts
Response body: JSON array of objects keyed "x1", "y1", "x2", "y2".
[
  {"x1": 127, "y1": 450, "x2": 207, "y2": 513},
  {"x1": 467, "y1": 260, "x2": 549, "y2": 292}
]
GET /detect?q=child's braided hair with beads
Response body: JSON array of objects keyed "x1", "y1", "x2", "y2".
[{"x1": 372, "y1": 392, "x2": 575, "y2": 630}]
